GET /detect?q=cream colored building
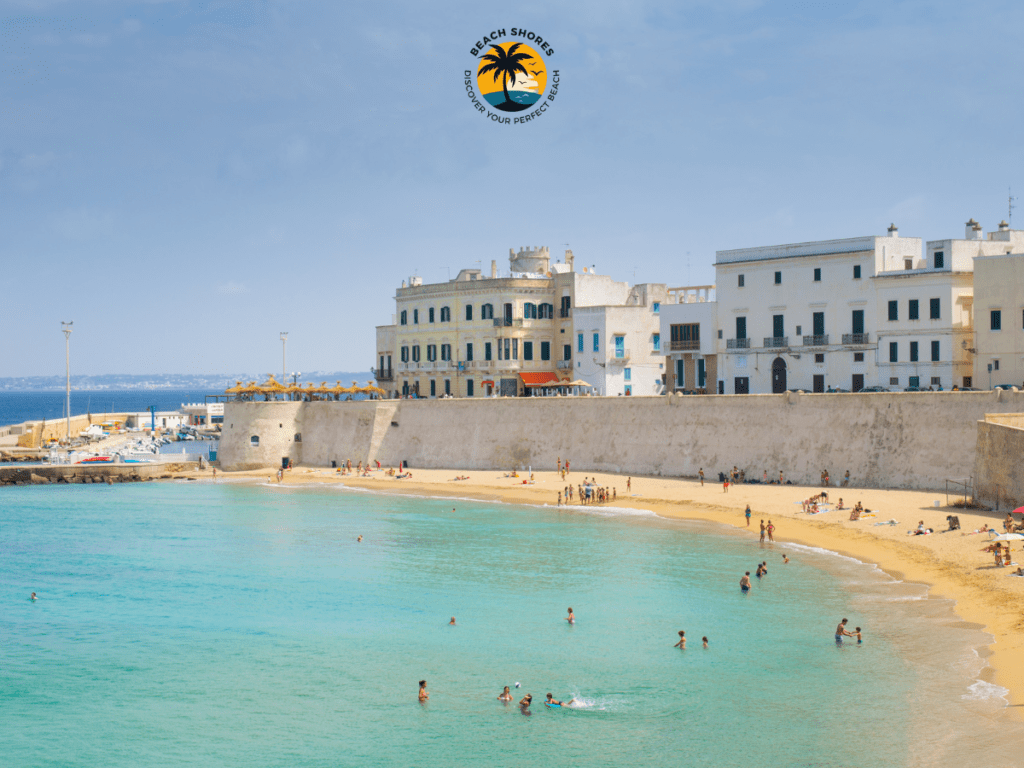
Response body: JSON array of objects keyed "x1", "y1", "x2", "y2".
[
  {"x1": 973, "y1": 247, "x2": 1024, "y2": 389},
  {"x1": 374, "y1": 247, "x2": 668, "y2": 398},
  {"x1": 659, "y1": 286, "x2": 718, "y2": 392}
]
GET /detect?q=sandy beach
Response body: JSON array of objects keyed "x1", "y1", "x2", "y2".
[{"x1": 202, "y1": 463, "x2": 1024, "y2": 714}]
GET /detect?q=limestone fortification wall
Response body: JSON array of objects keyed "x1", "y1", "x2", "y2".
[
  {"x1": 220, "y1": 390, "x2": 1024, "y2": 491},
  {"x1": 974, "y1": 416, "x2": 1024, "y2": 510},
  {"x1": 15, "y1": 413, "x2": 133, "y2": 448}
]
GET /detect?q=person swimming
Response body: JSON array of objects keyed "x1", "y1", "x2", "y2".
[
  {"x1": 30, "y1": 592, "x2": 37, "y2": 601},
  {"x1": 702, "y1": 636, "x2": 709, "y2": 649},
  {"x1": 545, "y1": 693, "x2": 563, "y2": 706},
  {"x1": 449, "y1": 616, "x2": 456, "y2": 625},
  {"x1": 498, "y1": 686, "x2": 513, "y2": 701},
  {"x1": 357, "y1": 535, "x2": 362, "y2": 542},
  {"x1": 566, "y1": 607, "x2": 575, "y2": 624}
]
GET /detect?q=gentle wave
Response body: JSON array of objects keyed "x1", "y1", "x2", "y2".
[{"x1": 961, "y1": 680, "x2": 1009, "y2": 702}]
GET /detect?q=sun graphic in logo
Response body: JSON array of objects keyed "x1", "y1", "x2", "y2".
[{"x1": 477, "y1": 42, "x2": 547, "y2": 113}]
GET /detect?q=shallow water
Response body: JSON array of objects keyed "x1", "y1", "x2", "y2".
[{"x1": 1, "y1": 483, "x2": 1019, "y2": 767}]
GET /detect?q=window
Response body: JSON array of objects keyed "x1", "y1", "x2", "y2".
[
  {"x1": 429, "y1": 379, "x2": 436, "y2": 397},
  {"x1": 773, "y1": 315, "x2": 784, "y2": 339},
  {"x1": 852, "y1": 374, "x2": 864, "y2": 392},
  {"x1": 795, "y1": 325, "x2": 802, "y2": 336},
  {"x1": 994, "y1": 359, "x2": 1000, "y2": 371},
  {"x1": 889, "y1": 342, "x2": 898, "y2": 362},
  {"x1": 934, "y1": 251, "x2": 944, "y2": 269},
  {"x1": 563, "y1": 344, "x2": 571, "y2": 361},
  {"x1": 445, "y1": 379, "x2": 451, "y2": 395},
  {"x1": 614, "y1": 336, "x2": 625, "y2": 359},
  {"x1": 813, "y1": 268, "x2": 821, "y2": 282},
  {"x1": 991, "y1": 310, "x2": 1002, "y2": 331},
  {"x1": 250, "y1": 435, "x2": 259, "y2": 446},
  {"x1": 539, "y1": 303, "x2": 554, "y2": 319},
  {"x1": 909, "y1": 341, "x2": 919, "y2": 362},
  {"x1": 931, "y1": 377, "x2": 941, "y2": 386},
  {"x1": 593, "y1": 333, "x2": 600, "y2": 352},
  {"x1": 854, "y1": 352, "x2": 865, "y2": 362},
  {"x1": 774, "y1": 271, "x2": 782, "y2": 285},
  {"x1": 652, "y1": 302, "x2": 660, "y2": 313},
  {"x1": 738, "y1": 274, "x2": 745, "y2": 287},
  {"x1": 541, "y1": 341, "x2": 550, "y2": 360},
  {"x1": 930, "y1": 298, "x2": 940, "y2": 320},
  {"x1": 427, "y1": 344, "x2": 437, "y2": 362},
  {"x1": 440, "y1": 306, "x2": 450, "y2": 322},
  {"x1": 890, "y1": 377, "x2": 899, "y2": 386},
  {"x1": 427, "y1": 307, "x2": 434, "y2": 323},
  {"x1": 909, "y1": 376, "x2": 920, "y2": 388},
  {"x1": 412, "y1": 345, "x2": 421, "y2": 362},
  {"x1": 671, "y1": 323, "x2": 700, "y2": 345},
  {"x1": 853, "y1": 265, "x2": 862, "y2": 279},
  {"x1": 524, "y1": 302, "x2": 537, "y2": 319},
  {"x1": 465, "y1": 304, "x2": 473, "y2": 321},
  {"x1": 931, "y1": 340, "x2": 939, "y2": 362},
  {"x1": 852, "y1": 309, "x2": 864, "y2": 335},
  {"x1": 560, "y1": 296, "x2": 571, "y2": 318},
  {"x1": 624, "y1": 385, "x2": 632, "y2": 396},
  {"x1": 441, "y1": 344, "x2": 451, "y2": 361},
  {"x1": 653, "y1": 333, "x2": 661, "y2": 351},
  {"x1": 500, "y1": 339, "x2": 509, "y2": 360},
  {"x1": 815, "y1": 353, "x2": 824, "y2": 364},
  {"x1": 908, "y1": 300, "x2": 919, "y2": 321},
  {"x1": 812, "y1": 312, "x2": 824, "y2": 336},
  {"x1": 813, "y1": 374, "x2": 824, "y2": 393},
  {"x1": 904, "y1": 259, "x2": 913, "y2": 270},
  {"x1": 400, "y1": 310, "x2": 408, "y2": 325},
  {"x1": 888, "y1": 301, "x2": 898, "y2": 321},
  {"x1": 484, "y1": 342, "x2": 492, "y2": 361},
  {"x1": 504, "y1": 303, "x2": 513, "y2": 324},
  {"x1": 481, "y1": 303, "x2": 494, "y2": 320},
  {"x1": 523, "y1": 341, "x2": 533, "y2": 361},
  {"x1": 413, "y1": 309, "x2": 419, "y2": 324},
  {"x1": 467, "y1": 379, "x2": 474, "y2": 397},
  {"x1": 718, "y1": 330, "x2": 723, "y2": 339},
  {"x1": 578, "y1": 333, "x2": 584, "y2": 353},
  {"x1": 736, "y1": 317, "x2": 747, "y2": 339},
  {"x1": 512, "y1": 339, "x2": 519, "y2": 360},
  {"x1": 624, "y1": 368, "x2": 631, "y2": 381},
  {"x1": 466, "y1": 343, "x2": 474, "y2": 362}
]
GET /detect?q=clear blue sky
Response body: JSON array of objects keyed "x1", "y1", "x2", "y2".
[{"x1": 3, "y1": 0, "x2": 1022, "y2": 377}]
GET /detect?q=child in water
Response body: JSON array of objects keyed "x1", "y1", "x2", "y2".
[{"x1": 854, "y1": 627, "x2": 863, "y2": 644}]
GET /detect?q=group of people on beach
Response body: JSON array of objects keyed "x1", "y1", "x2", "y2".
[{"x1": 559, "y1": 479, "x2": 617, "y2": 506}]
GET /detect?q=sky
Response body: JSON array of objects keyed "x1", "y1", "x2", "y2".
[{"x1": 2, "y1": 0, "x2": 1023, "y2": 377}]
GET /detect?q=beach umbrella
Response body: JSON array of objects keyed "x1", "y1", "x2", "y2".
[
  {"x1": 992, "y1": 533, "x2": 1024, "y2": 541},
  {"x1": 1013, "y1": 506, "x2": 1024, "y2": 517}
]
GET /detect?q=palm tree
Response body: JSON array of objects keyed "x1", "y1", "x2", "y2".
[{"x1": 478, "y1": 43, "x2": 532, "y2": 111}]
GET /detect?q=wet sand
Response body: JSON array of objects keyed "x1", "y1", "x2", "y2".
[{"x1": 200, "y1": 464, "x2": 1024, "y2": 715}]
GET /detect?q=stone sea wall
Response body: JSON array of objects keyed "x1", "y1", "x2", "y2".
[
  {"x1": 974, "y1": 416, "x2": 1024, "y2": 510},
  {"x1": 219, "y1": 390, "x2": 1024, "y2": 492}
]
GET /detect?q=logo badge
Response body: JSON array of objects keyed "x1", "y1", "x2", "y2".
[{"x1": 465, "y1": 29, "x2": 559, "y2": 124}]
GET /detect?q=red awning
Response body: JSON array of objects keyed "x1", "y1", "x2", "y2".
[
  {"x1": 519, "y1": 372, "x2": 561, "y2": 387},
  {"x1": 481, "y1": 380, "x2": 495, "y2": 385}
]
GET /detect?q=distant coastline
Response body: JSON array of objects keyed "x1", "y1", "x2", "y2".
[{"x1": 0, "y1": 371, "x2": 370, "y2": 393}]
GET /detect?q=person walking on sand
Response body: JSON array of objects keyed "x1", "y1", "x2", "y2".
[
  {"x1": 627, "y1": 477, "x2": 631, "y2": 492},
  {"x1": 759, "y1": 520, "x2": 766, "y2": 543},
  {"x1": 674, "y1": 630, "x2": 686, "y2": 649},
  {"x1": 745, "y1": 504, "x2": 752, "y2": 527},
  {"x1": 779, "y1": 470, "x2": 784, "y2": 484},
  {"x1": 766, "y1": 520, "x2": 775, "y2": 542},
  {"x1": 419, "y1": 680, "x2": 429, "y2": 701},
  {"x1": 723, "y1": 478, "x2": 729, "y2": 493},
  {"x1": 699, "y1": 468, "x2": 704, "y2": 486},
  {"x1": 835, "y1": 619, "x2": 853, "y2": 645}
]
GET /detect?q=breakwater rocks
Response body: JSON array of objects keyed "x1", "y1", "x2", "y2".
[{"x1": 0, "y1": 462, "x2": 199, "y2": 487}]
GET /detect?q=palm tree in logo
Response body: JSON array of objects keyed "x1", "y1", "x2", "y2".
[{"x1": 478, "y1": 43, "x2": 532, "y2": 112}]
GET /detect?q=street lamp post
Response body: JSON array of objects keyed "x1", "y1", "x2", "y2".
[
  {"x1": 280, "y1": 332, "x2": 288, "y2": 381},
  {"x1": 62, "y1": 321, "x2": 73, "y2": 445}
]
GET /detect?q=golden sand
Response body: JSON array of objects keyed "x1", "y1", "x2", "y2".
[{"x1": 201, "y1": 464, "x2": 1024, "y2": 714}]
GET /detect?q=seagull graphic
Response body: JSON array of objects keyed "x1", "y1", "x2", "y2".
[{"x1": 530, "y1": 70, "x2": 542, "y2": 76}]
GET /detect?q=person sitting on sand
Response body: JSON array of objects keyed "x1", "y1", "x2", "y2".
[
  {"x1": 498, "y1": 686, "x2": 513, "y2": 701},
  {"x1": 836, "y1": 498, "x2": 845, "y2": 510}
]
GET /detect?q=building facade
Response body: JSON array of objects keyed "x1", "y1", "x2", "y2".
[
  {"x1": 973, "y1": 243, "x2": 1024, "y2": 389},
  {"x1": 659, "y1": 286, "x2": 718, "y2": 393}
]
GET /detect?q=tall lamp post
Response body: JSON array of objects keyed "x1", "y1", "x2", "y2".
[
  {"x1": 62, "y1": 321, "x2": 73, "y2": 445},
  {"x1": 280, "y1": 332, "x2": 288, "y2": 381}
]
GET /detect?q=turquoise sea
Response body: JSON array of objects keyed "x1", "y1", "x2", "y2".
[{"x1": 2, "y1": 482, "x2": 1019, "y2": 767}]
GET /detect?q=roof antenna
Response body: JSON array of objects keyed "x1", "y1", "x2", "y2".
[{"x1": 1009, "y1": 186, "x2": 1017, "y2": 227}]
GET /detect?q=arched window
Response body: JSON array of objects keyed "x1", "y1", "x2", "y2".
[
  {"x1": 481, "y1": 303, "x2": 494, "y2": 320},
  {"x1": 250, "y1": 435, "x2": 260, "y2": 447},
  {"x1": 400, "y1": 310, "x2": 407, "y2": 325},
  {"x1": 440, "y1": 306, "x2": 451, "y2": 322}
]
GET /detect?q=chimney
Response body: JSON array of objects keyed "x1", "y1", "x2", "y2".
[
  {"x1": 565, "y1": 249, "x2": 574, "y2": 270},
  {"x1": 887, "y1": 223, "x2": 898, "y2": 238},
  {"x1": 401, "y1": 280, "x2": 407, "y2": 288},
  {"x1": 999, "y1": 220, "x2": 1009, "y2": 232},
  {"x1": 490, "y1": 259, "x2": 497, "y2": 278},
  {"x1": 965, "y1": 218, "x2": 982, "y2": 240}
]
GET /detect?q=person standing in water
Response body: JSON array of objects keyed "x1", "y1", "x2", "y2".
[
  {"x1": 766, "y1": 520, "x2": 775, "y2": 542},
  {"x1": 674, "y1": 630, "x2": 686, "y2": 649},
  {"x1": 30, "y1": 592, "x2": 38, "y2": 601},
  {"x1": 566, "y1": 607, "x2": 575, "y2": 624},
  {"x1": 702, "y1": 636, "x2": 709, "y2": 648},
  {"x1": 835, "y1": 619, "x2": 853, "y2": 645},
  {"x1": 759, "y1": 520, "x2": 766, "y2": 543},
  {"x1": 740, "y1": 572, "x2": 751, "y2": 592},
  {"x1": 519, "y1": 694, "x2": 533, "y2": 714},
  {"x1": 498, "y1": 686, "x2": 513, "y2": 701},
  {"x1": 418, "y1": 680, "x2": 429, "y2": 701},
  {"x1": 449, "y1": 617, "x2": 456, "y2": 625}
]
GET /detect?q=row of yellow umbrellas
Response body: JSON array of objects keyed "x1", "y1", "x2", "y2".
[{"x1": 226, "y1": 375, "x2": 386, "y2": 398}]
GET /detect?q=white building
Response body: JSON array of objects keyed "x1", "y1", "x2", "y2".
[
  {"x1": 972, "y1": 226, "x2": 1024, "y2": 388},
  {"x1": 181, "y1": 402, "x2": 225, "y2": 428},
  {"x1": 374, "y1": 246, "x2": 668, "y2": 398}
]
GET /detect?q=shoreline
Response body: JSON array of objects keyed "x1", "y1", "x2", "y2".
[{"x1": 204, "y1": 464, "x2": 1024, "y2": 716}]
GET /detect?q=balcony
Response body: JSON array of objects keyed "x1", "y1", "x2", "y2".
[
  {"x1": 559, "y1": 309, "x2": 571, "y2": 318},
  {"x1": 841, "y1": 333, "x2": 870, "y2": 345},
  {"x1": 493, "y1": 318, "x2": 524, "y2": 328},
  {"x1": 556, "y1": 360, "x2": 573, "y2": 369},
  {"x1": 610, "y1": 354, "x2": 630, "y2": 363},
  {"x1": 371, "y1": 367, "x2": 394, "y2": 382},
  {"x1": 726, "y1": 338, "x2": 750, "y2": 349},
  {"x1": 669, "y1": 340, "x2": 700, "y2": 352},
  {"x1": 802, "y1": 334, "x2": 829, "y2": 347},
  {"x1": 763, "y1": 336, "x2": 788, "y2": 349}
]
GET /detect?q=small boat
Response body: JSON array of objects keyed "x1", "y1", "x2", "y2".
[{"x1": 77, "y1": 456, "x2": 112, "y2": 464}]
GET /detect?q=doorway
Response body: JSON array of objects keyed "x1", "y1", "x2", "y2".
[{"x1": 771, "y1": 357, "x2": 787, "y2": 394}]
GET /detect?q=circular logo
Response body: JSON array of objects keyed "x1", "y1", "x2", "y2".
[{"x1": 476, "y1": 42, "x2": 546, "y2": 113}]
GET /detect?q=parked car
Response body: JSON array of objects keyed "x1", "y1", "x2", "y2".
[
  {"x1": 861, "y1": 385, "x2": 889, "y2": 393},
  {"x1": 827, "y1": 388, "x2": 851, "y2": 393},
  {"x1": 994, "y1": 384, "x2": 1018, "y2": 391},
  {"x1": 904, "y1": 386, "x2": 924, "y2": 392},
  {"x1": 955, "y1": 387, "x2": 983, "y2": 391}
]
